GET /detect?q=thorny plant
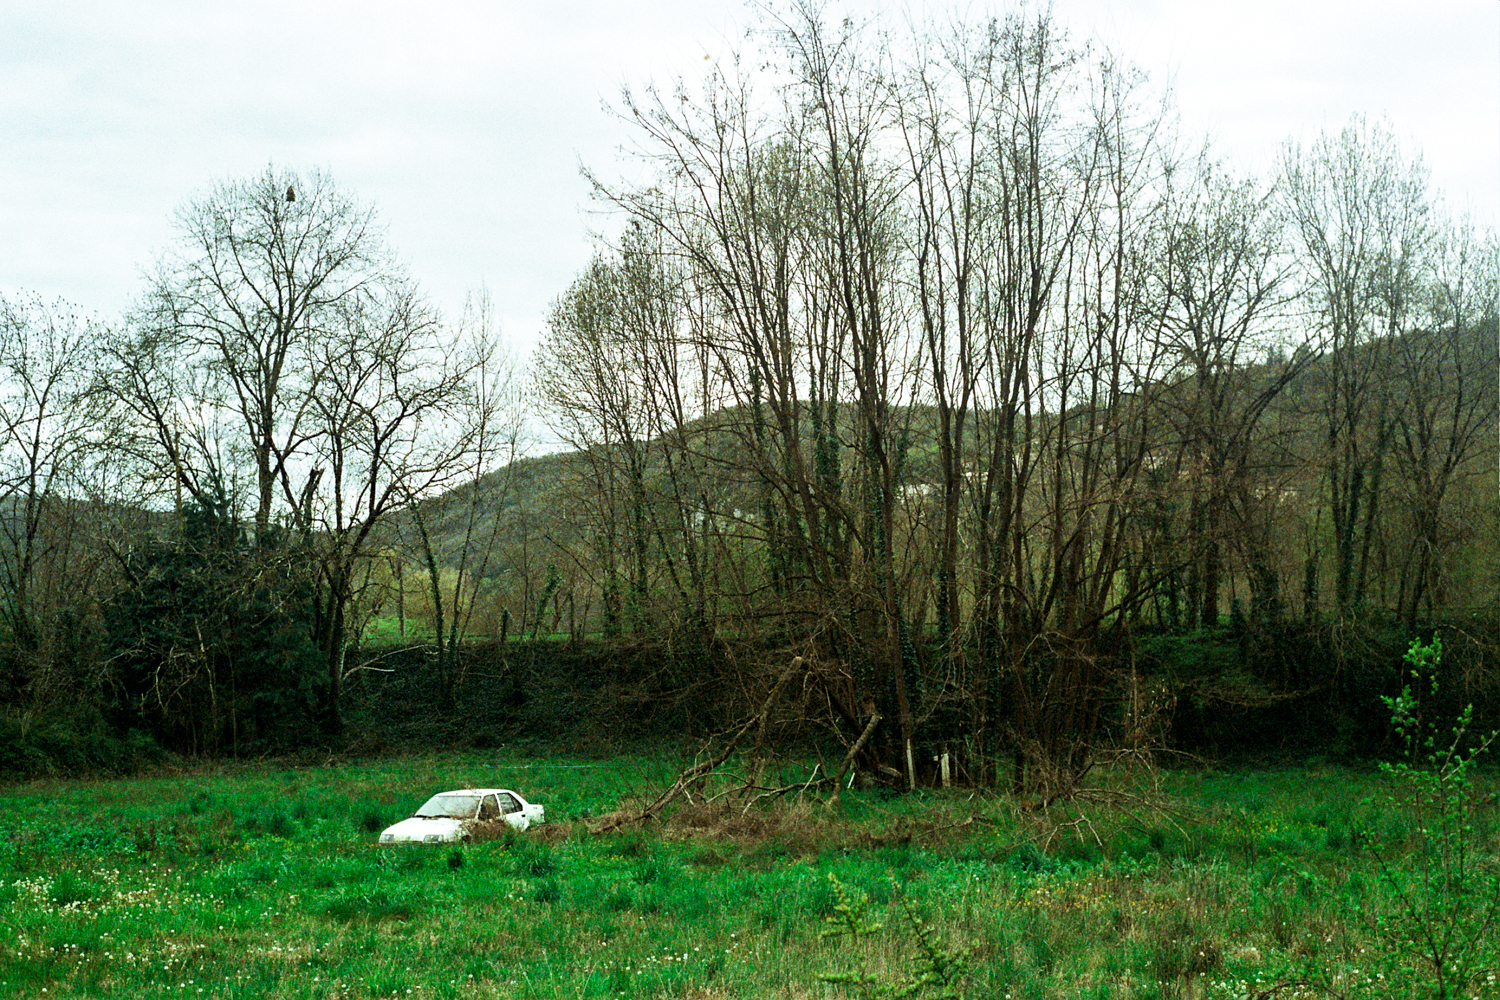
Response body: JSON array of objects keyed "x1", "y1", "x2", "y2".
[{"x1": 819, "y1": 872, "x2": 971, "y2": 1000}]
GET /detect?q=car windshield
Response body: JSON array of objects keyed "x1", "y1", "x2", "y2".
[{"x1": 413, "y1": 794, "x2": 481, "y2": 819}]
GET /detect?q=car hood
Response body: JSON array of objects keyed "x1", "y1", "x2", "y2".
[{"x1": 379, "y1": 817, "x2": 467, "y2": 843}]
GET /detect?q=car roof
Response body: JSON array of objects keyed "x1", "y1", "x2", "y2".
[{"x1": 429, "y1": 788, "x2": 523, "y2": 797}]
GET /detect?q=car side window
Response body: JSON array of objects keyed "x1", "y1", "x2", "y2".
[
  {"x1": 479, "y1": 795, "x2": 499, "y2": 820},
  {"x1": 499, "y1": 793, "x2": 521, "y2": 815}
]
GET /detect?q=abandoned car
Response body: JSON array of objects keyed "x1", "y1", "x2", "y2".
[{"x1": 378, "y1": 788, "x2": 545, "y2": 843}]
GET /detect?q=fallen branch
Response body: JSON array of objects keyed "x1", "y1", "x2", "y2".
[
  {"x1": 740, "y1": 763, "x2": 823, "y2": 815},
  {"x1": 862, "y1": 815, "x2": 979, "y2": 848},
  {"x1": 590, "y1": 739, "x2": 743, "y2": 833},
  {"x1": 591, "y1": 655, "x2": 805, "y2": 833},
  {"x1": 828, "y1": 711, "x2": 882, "y2": 807}
]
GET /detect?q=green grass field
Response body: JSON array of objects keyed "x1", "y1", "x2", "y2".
[{"x1": 1, "y1": 753, "x2": 1496, "y2": 999}]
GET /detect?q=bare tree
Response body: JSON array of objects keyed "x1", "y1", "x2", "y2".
[
  {"x1": 131, "y1": 168, "x2": 391, "y2": 541},
  {"x1": 570, "y1": 4, "x2": 1192, "y2": 791},
  {"x1": 106, "y1": 166, "x2": 506, "y2": 734},
  {"x1": 1387, "y1": 217, "x2": 1499, "y2": 627},
  {"x1": 302, "y1": 283, "x2": 508, "y2": 729},
  {"x1": 534, "y1": 246, "x2": 656, "y2": 636},
  {"x1": 1140, "y1": 154, "x2": 1301, "y2": 627},
  {"x1": 0, "y1": 295, "x2": 116, "y2": 716},
  {"x1": 1281, "y1": 118, "x2": 1435, "y2": 614},
  {"x1": 406, "y1": 290, "x2": 528, "y2": 703}
]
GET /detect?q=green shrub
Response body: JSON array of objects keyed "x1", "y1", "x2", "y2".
[
  {"x1": 1367, "y1": 637, "x2": 1500, "y2": 1000},
  {"x1": 1004, "y1": 843, "x2": 1050, "y2": 875}
]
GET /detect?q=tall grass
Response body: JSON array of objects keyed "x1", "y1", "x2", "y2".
[{"x1": 0, "y1": 753, "x2": 1495, "y2": 998}]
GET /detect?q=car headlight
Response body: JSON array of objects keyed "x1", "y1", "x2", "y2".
[
  {"x1": 424, "y1": 834, "x2": 443, "y2": 843},
  {"x1": 380, "y1": 834, "x2": 393, "y2": 843}
]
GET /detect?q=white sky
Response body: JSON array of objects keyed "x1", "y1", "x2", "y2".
[{"x1": 2, "y1": 0, "x2": 1496, "y2": 362}]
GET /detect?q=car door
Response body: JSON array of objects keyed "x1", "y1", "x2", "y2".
[{"x1": 498, "y1": 792, "x2": 527, "y2": 829}]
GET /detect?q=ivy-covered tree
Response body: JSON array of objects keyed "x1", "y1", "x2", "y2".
[{"x1": 105, "y1": 497, "x2": 320, "y2": 755}]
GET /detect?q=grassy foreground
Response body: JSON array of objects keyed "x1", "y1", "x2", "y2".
[{"x1": 0, "y1": 752, "x2": 1496, "y2": 999}]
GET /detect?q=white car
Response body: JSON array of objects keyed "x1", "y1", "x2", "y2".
[{"x1": 378, "y1": 788, "x2": 545, "y2": 844}]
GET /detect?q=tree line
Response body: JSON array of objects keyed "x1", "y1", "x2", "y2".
[
  {"x1": 0, "y1": 169, "x2": 526, "y2": 765},
  {"x1": 530, "y1": 5, "x2": 1498, "y2": 789},
  {"x1": 0, "y1": 3, "x2": 1495, "y2": 781}
]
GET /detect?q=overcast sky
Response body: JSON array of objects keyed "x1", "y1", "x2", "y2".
[{"x1": 2, "y1": 0, "x2": 1496, "y2": 361}]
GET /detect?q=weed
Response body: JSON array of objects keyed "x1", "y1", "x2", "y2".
[
  {"x1": 1150, "y1": 913, "x2": 1222, "y2": 999},
  {"x1": 48, "y1": 871, "x2": 96, "y2": 907},
  {"x1": 356, "y1": 804, "x2": 388, "y2": 834},
  {"x1": 1005, "y1": 842, "x2": 1049, "y2": 875},
  {"x1": 819, "y1": 873, "x2": 892, "y2": 998},
  {"x1": 607, "y1": 828, "x2": 651, "y2": 858},
  {"x1": 518, "y1": 845, "x2": 560, "y2": 877},
  {"x1": 820, "y1": 872, "x2": 971, "y2": 999}
]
